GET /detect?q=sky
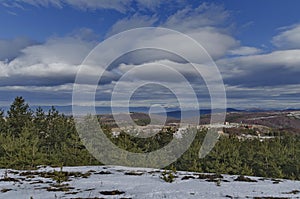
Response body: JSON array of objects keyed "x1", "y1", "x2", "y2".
[{"x1": 0, "y1": 0, "x2": 300, "y2": 110}]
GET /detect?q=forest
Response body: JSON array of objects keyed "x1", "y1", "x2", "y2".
[{"x1": 0, "y1": 97, "x2": 299, "y2": 180}]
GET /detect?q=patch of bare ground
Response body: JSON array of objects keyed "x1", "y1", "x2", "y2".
[
  {"x1": 100, "y1": 190, "x2": 125, "y2": 195},
  {"x1": 234, "y1": 175, "x2": 257, "y2": 182}
]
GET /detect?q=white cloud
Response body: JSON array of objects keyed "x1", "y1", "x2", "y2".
[
  {"x1": 225, "y1": 84, "x2": 300, "y2": 109},
  {"x1": 18, "y1": 37, "x2": 95, "y2": 65},
  {"x1": 69, "y1": 28, "x2": 100, "y2": 41},
  {"x1": 14, "y1": 0, "x2": 63, "y2": 8},
  {"x1": 218, "y1": 49, "x2": 300, "y2": 87},
  {"x1": 4, "y1": 0, "x2": 166, "y2": 13},
  {"x1": 63, "y1": 0, "x2": 132, "y2": 12},
  {"x1": 0, "y1": 83, "x2": 74, "y2": 92},
  {"x1": 107, "y1": 14, "x2": 158, "y2": 36},
  {"x1": 0, "y1": 37, "x2": 36, "y2": 61},
  {"x1": 107, "y1": 3, "x2": 238, "y2": 60},
  {"x1": 9, "y1": 0, "x2": 131, "y2": 12},
  {"x1": 272, "y1": 24, "x2": 300, "y2": 49},
  {"x1": 220, "y1": 50, "x2": 300, "y2": 70},
  {"x1": 135, "y1": 0, "x2": 163, "y2": 11},
  {"x1": 82, "y1": 27, "x2": 220, "y2": 67},
  {"x1": 229, "y1": 46, "x2": 262, "y2": 56},
  {"x1": 163, "y1": 3, "x2": 230, "y2": 32},
  {"x1": 117, "y1": 59, "x2": 219, "y2": 83},
  {"x1": 0, "y1": 35, "x2": 97, "y2": 83},
  {"x1": 161, "y1": 3, "x2": 237, "y2": 59},
  {"x1": 186, "y1": 28, "x2": 238, "y2": 59}
]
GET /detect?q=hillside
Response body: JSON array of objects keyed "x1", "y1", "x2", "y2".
[
  {"x1": 99, "y1": 110, "x2": 300, "y2": 134},
  {"x1": 224, "y1": 111, "x2": 300, "y2": 134}
]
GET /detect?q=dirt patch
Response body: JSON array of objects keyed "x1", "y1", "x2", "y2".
[
  {"x1": 282, "y1": 190, "x2": 300, "y2": 194},
  {"x1": 20, "y1": 170, "x2": 91, "y2": 183},
  {"x1": 100, "y1": 190, "x2": 125, "y2": 195},
  {"x1": 46, "y1": 183, "x2": 75, "y2": 192},
  {"x1": 124, "y1": 171, "x2": 144, "y2": 176},
  {"x1": 234, "y1": 175, "x2": 257, "y2": 182},
  {"x1": 0, "y1": 177, "x2": 19, "y2": 182},
  {"x1": 94, "y1": 171, "x2": 112, "y2": 175},
  {"x1": 181, "y1": 175, "x2": 196, "y2": 180},
  {"x1": 197, "y1": 173, "x2": 223, "y2": 182},
  {"x1": 1, "y1": 188, "x2": 12, "y2": 193},
  {"x1": 271, "y1": 178, "x2": 283, "y2": 184}
]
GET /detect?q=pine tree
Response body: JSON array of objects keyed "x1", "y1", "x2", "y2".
[
  {"x1": 7, "y1": 96, "x2": 32, "y2": 136},
  {"x1": 0, "y1": 122, "x2": 42, "y2": 169},
  {"x1": 18, "y1": 123, "x2": 42, "y2": 169},
  {"x1": 34, "y1": 107, "x2": 47, "y2": 132}
]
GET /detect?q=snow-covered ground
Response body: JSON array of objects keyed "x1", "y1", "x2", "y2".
[{"x1": 0, "y1": 165, "x2": 299, "y2": 199}]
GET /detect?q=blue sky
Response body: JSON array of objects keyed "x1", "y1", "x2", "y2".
[
  {"x1": 0, "y1": 0, "x2": 300, "y2": 110},
  {"x1": 2, "y1": 0, "x2": 300, "y2": 47}
]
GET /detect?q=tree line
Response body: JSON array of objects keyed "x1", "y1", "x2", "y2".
[
  {"x1": 0, "y1": 97, "x2": 299, "y2": 180},
  {"x1": 0, "y1": 96, "x2": 99, "y2": 169}
]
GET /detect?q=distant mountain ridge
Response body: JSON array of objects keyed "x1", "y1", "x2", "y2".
[{"x1": 1, "y1": 105, "x2": 299, "y2": 118}]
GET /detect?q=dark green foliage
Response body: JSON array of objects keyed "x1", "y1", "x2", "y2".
[
  {"x1": 161, "y1": 169, "x2": 176, "y2": 183},
  {"x1": 6, "y1": 96, "x2": 32, "y2": 136},
  {"x1": 0, "y1": 122, "x2": 42, "y2": 169},
  {"x1": 177, "y1": 130, "x2": 300, "y2": 180},
  {"x1": 134, "y1": 118, "x2": 151, "y2": 126},
  {"x1": 0, "y1": 97, "x2": 100, "y2": 169},
  {"x1": 106, "y1": 127, "x2": 174, "y2": 154}
]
